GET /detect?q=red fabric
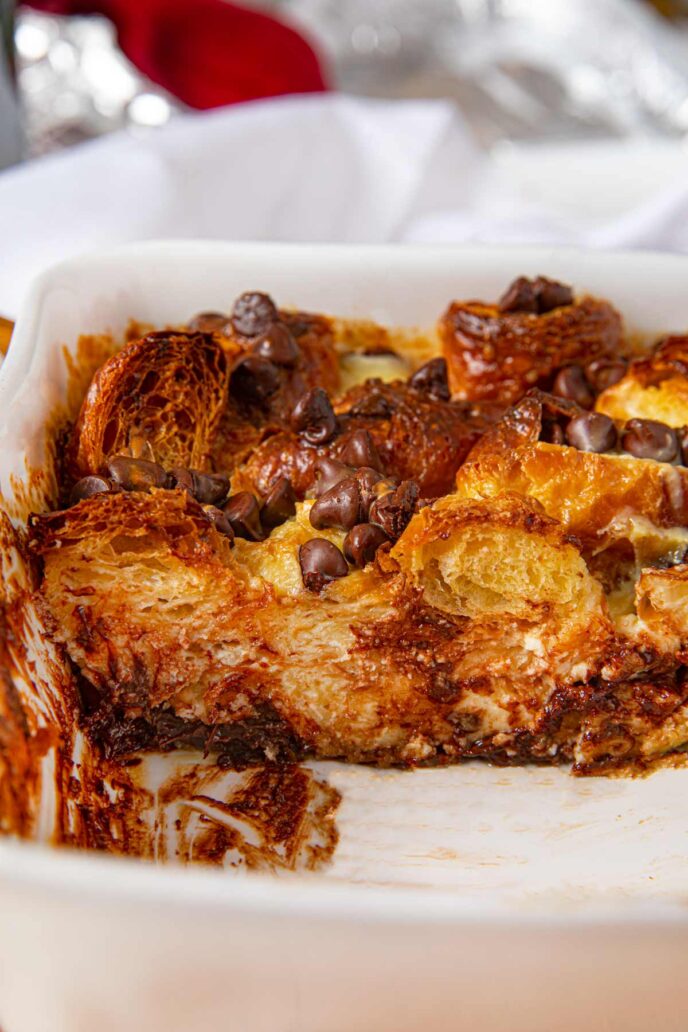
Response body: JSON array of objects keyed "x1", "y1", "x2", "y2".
[{"x1": 22, "y1": 0, "x2": 329, "y2": 108}]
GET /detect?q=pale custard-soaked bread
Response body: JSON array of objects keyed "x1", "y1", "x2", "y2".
[{"x1": 27, "y1": 278, "x2": 688, "y2": 773}]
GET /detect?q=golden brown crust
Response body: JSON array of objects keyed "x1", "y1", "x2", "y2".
[
  {"x1": 455, "y1": 391, "x2": 688, "y2": 542},
  {"x1": 30, "y1": 489, "x2": 266, "y2": 713},
  {"x1": 70, "y1": 331, "x2": 231, "y2": 479},
  {"x1": 454, "y1": 389, "x2": 688, "y2": 686},
  {"x1": 30, "y1": 486, "x2": 231, "y2": 560},
  {"x1": 440, "y1": 295, "x2": 624, "y2": 403}
]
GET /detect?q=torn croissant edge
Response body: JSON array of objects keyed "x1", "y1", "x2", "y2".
[{"x1": 5, "y1": 272, "x2": 688, "y2": 861}]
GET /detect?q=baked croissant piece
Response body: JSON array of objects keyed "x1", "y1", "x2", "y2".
[
  {"x1": 70, "y1": 330, "x2": 231, "y2": 479},
  {"x1": 27, "y1": 277, "x2": 688, "y2": 773},
  {"x1": 439, "y1": 275, "x2": 625, "y2": 404}
]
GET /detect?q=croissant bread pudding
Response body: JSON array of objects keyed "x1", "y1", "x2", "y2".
[{"x1": 26, "y1": 275, "x2": 688, "y2": 775}]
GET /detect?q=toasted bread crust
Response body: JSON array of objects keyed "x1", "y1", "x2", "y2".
[
  {"x1": 440, "y1": 296, "x2": 623, "y2": 403},
  {"x1": 455, "y1": 390, "x2": 688, "y2": 541},
  {"x1": 70, "y1": 331, "x2": 231, "y2": 479}
]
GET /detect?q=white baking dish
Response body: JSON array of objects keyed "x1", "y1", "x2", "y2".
[{"x1": 2, "y1": 242, "x2": 688, "y2": 1032}]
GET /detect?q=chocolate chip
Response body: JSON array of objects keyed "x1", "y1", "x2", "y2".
[
  {"x1": 169, "y1": 467, "x2": 195, "y2": 495},
  {"x1": 498, "y1": 276, "x2": 539, "y2": 314},
  {"x1": 534, "y1": 276, "x2": 574, "y2": 313},
  {"x1": 679, "y1": 427, "x2": 688, "y2": 466},
  {"x1": 230, "y1": 355, "x2": 280, "y2": 404},
  {"x1": 299, "y1": 538, "x2": 349, "y2": 592},
  {"x1": 499, "y1": 275, "x2": 573, "y2": 315},
  {"x1": 309, "y1": 461, "x2": 390, "y2": 506},
  {"x1": 347, "y1": 385, "x2": 393, "y2": 419},
  {"x1": 223, "y1": 492, "x2": 264, "y2": 540},
  {"x1": 254, "y1": 323, "x2": 299, "y2": 367},
  {"x1": 585, "y1": 358, "x2": 628, "y2": 393},
  {"x1": 107, "y1": 456, "x2": 169, "y2": 492},
  {"x1": 187, "y1": 312, "x2": 227, "y2": 334},
  {"x1": 230, "y1": 292, "x2": 278, "y2": 338},
  {"x1": 169, "y1": 468, "x2": 229, "y2": 505},
  {"x1": 311, "y1": 457, "x2": 354, "y2": 498},
  {"x1": 565, "y1": 413, "x2": 617, "y2": 453},
  {"x1": 552, "y1": 365, "x2": 594, "y2": 408},
  {"x1": 354, "y1": 467, "x2": 387, "y2": 489},
  {"x1": 291, "y1": 388, "x2": 338, "y2": 445},
  {"x1": 409, "y1": 357, "x2": 450, "y2": 401},
  {"x1": 339, "y1": 429, "x2": 383, "y2": 471},
  {"x1": 261, "y1": 477, "x2": 296, "y2": 529},
  {"x1": 343, "y1": 523, "x2": 389, "y2": 568},
  {"x1": 621, "y1": 419, "x2": 678, "y2": 463},
  {"x1": 540, "y1": 421, "x2": 566, "y2": 446},
  {"x1": 204, "y1": 505, "x2": 235, "y2": 541},
  {"x1": 69, "y1": 475, "x2": 112, "y2": 506},
  {"x1": 310, "y1": 477, "x2": 362, "y2": 532},
  {"x1": 191, "y1": 470, "x2": 229, "y2": 506},
  {"x1": 353, "y1": 467, "x2": 391, "y2": 519},
  {"x1": 368, "y1": 480, "x2": 419, "y2": 540}
]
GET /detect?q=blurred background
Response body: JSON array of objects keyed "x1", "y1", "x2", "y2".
[
  {"x1": 2, "y1": 0, "x2": 688, "y2": 315},
  {"x1": 2, "y1": 0, "x2": 688, "y2": 163}
]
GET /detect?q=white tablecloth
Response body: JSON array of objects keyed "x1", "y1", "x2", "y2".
[{"x1": 2, "y1": 93, "x2": 688, "y2": 316}]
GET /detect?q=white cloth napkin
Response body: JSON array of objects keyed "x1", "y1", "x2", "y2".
[{"x1": 2, "y1": 93, "x2": 688, "y2": 317}]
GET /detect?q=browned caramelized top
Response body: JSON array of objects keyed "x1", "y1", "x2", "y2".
[
  {"x1": 61, "y1": 276, "x2": 638, "y2": 596},
  {"x1": 439, "y1": 279, "x2": 624, "y2": 404},
  {"x1": 236, "y1": 377, "x2": 500, "y2": 502}
]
